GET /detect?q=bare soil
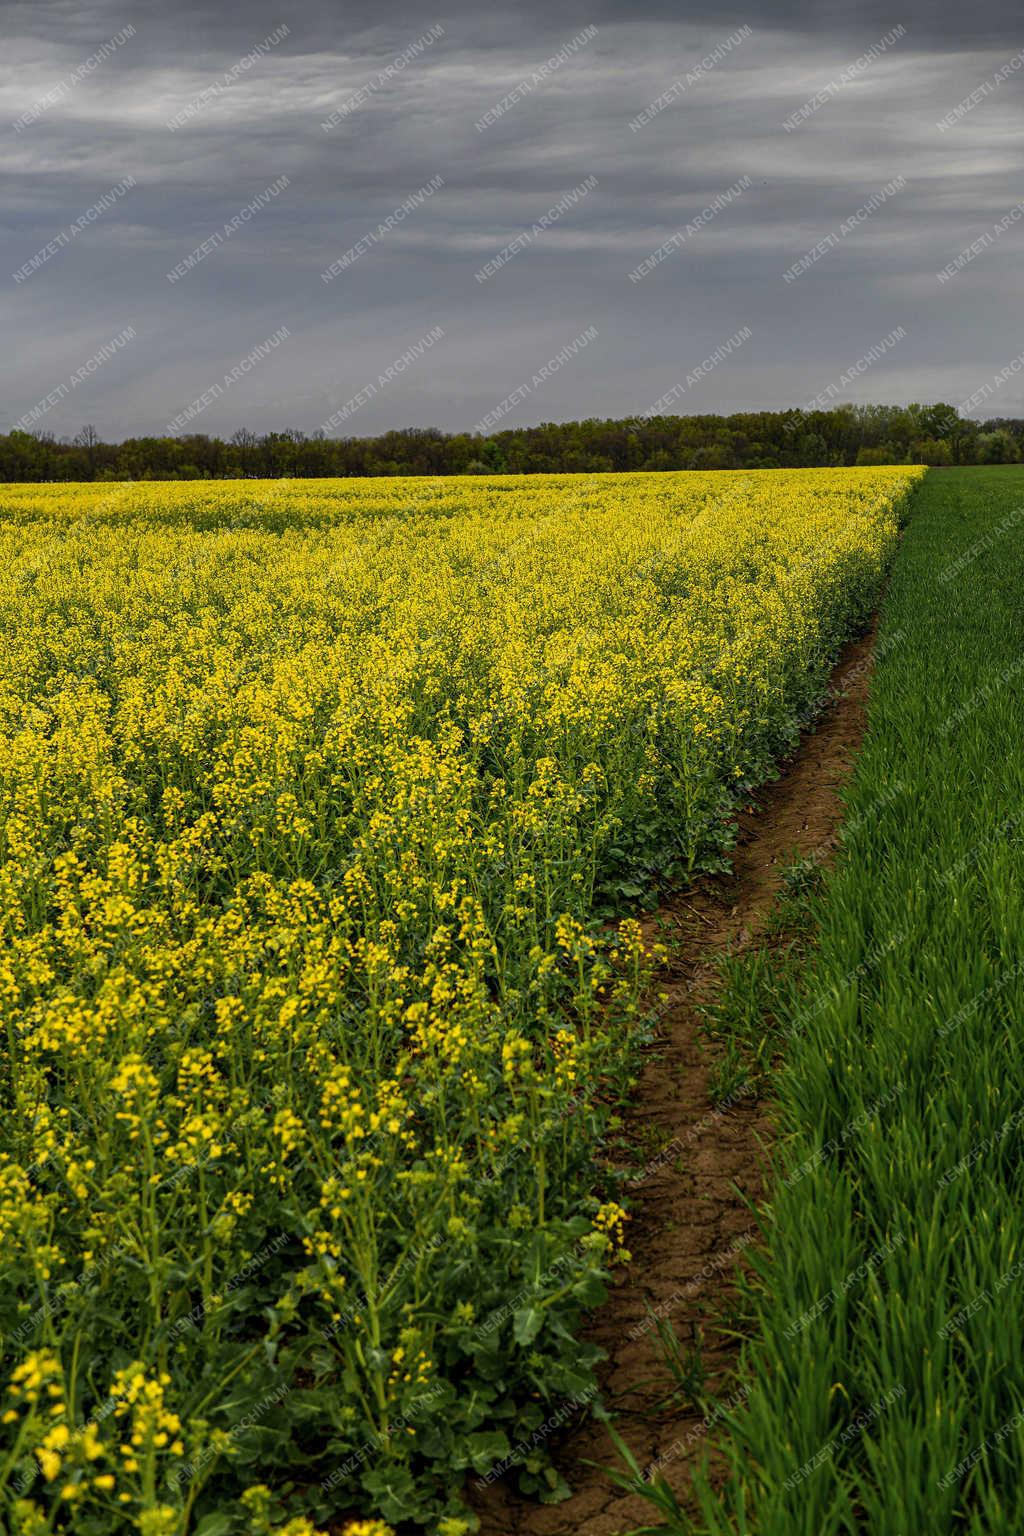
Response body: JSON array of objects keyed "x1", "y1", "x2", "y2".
[{"x1": 469, "y1": 626, "x2": 878, "y2": 1536}]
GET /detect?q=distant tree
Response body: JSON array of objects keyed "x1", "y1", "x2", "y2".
[
  {"x1": 231, "y1": 428, "x2": 258, "y2": 474},
  {"x1": 908, "y1": 438, "x2": 953, "y2": 465},
  {"x1": 689, "y1": 441, "x2": 735, "y2": 470},
  {"x1": 855, "y1": 446, "x2": 896, "y2": 465},
  {"x1": 1, "y1": 405, "x2": 1022, "y2": 481},
  {"x1": 74, "y1": 424, "x2": 100, "y2": 478},
  {"x1": 904, "y1": 403, "x2": 958, "y2": 441},
  {"x1": 977, "y1": 430, "x2": 1019, "y2": 464}
]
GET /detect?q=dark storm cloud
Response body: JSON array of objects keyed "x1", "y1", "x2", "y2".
[{"x1": 3, "y1": 0, "x2": 1024, "y2": 437}]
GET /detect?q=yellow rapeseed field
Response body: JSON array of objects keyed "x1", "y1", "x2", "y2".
[{"x1": 0, "y1": 468, "x2": 922, "y2": 1534}]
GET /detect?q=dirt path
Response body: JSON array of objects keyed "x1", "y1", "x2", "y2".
[{"x1": 469, "y1": 626, "x2": 878, "y2": 1536}]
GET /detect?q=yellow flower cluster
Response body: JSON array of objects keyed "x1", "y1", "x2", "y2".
[{"x1": 0, "y1": 467, "x2": 922, "y2": 1529}]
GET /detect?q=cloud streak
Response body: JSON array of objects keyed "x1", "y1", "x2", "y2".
[{"x1": 4, "y1": 0, "x2": 1024, "y2": 438}]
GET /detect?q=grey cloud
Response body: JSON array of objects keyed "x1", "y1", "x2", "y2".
[{"x1": 4, "y1": 1, "x2": 1024, "y2": 437}]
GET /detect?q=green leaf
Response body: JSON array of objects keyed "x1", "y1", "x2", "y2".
[
  {"x1": 513, "y1": 1305, "x2": 544, "y2": 1345},
  {"x1": 362, "y1": 1464, "x2": 420, "y2": 1523},
  {"x1": 571, "y1": 1272, "x2": 607, "y2": 1307},
  {"x1": 194, "y1": 1516, "x2": 234, "y2": 1536},
  {"x1": 466, "y1": 1428, "x2": 511, "y2": 1472}
]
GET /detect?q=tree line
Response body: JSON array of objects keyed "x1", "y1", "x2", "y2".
[{"x1": 1, "y1": 403, "x2": 1021, "y2": 482}]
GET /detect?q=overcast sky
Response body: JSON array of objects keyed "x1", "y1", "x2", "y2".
[{"x1": 3, "y1": 0, "x2": 1023, "y2": 440}]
